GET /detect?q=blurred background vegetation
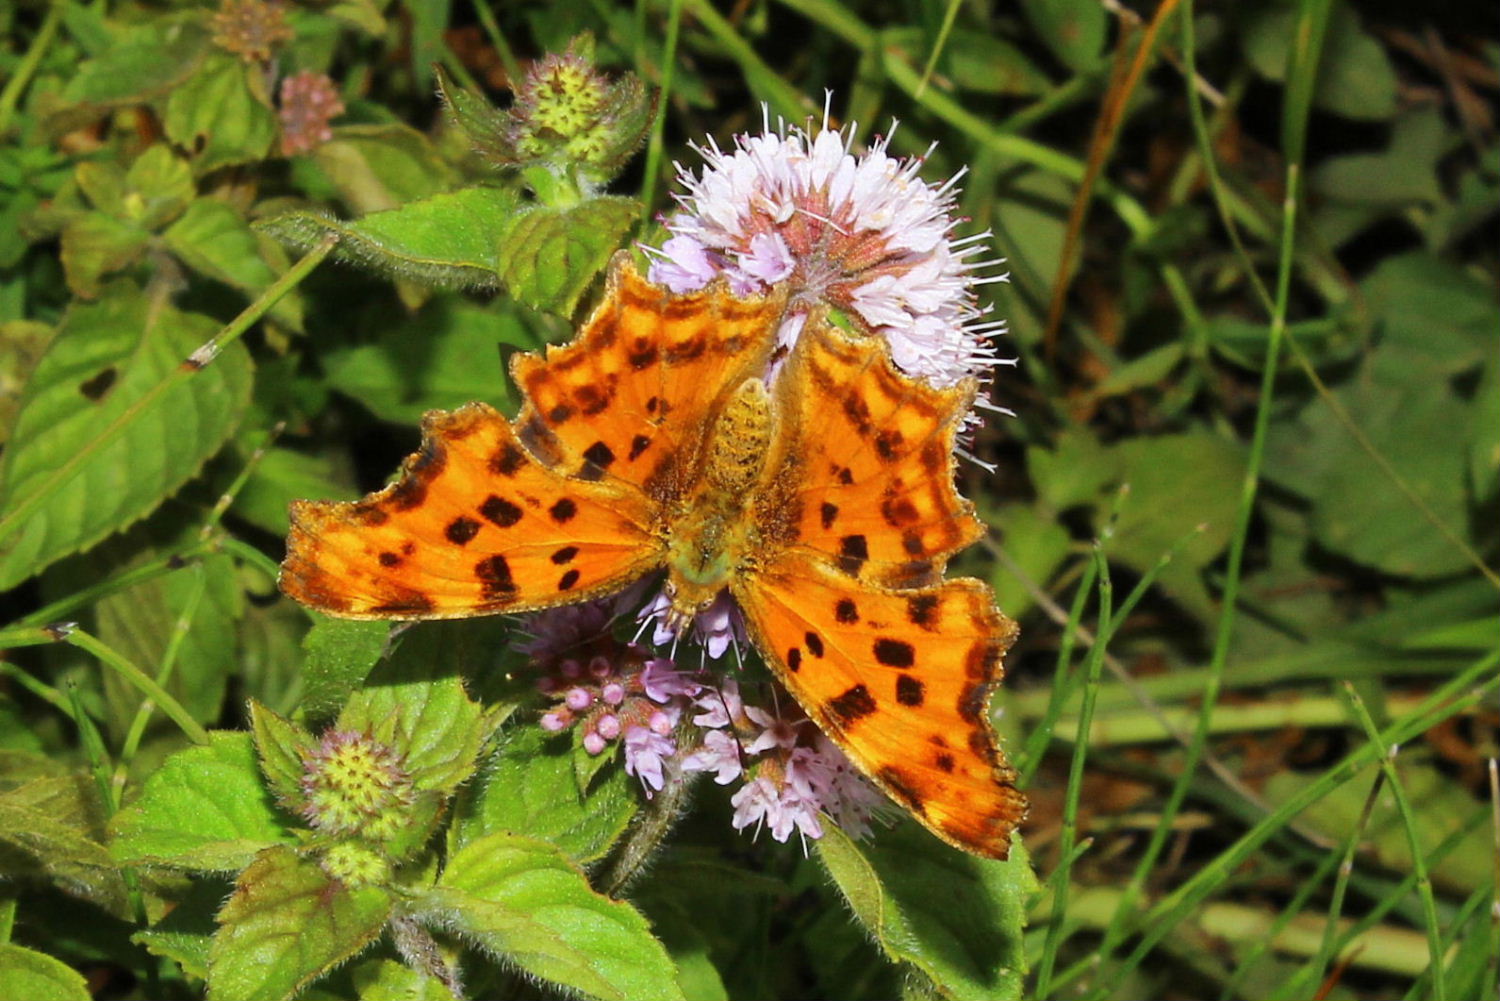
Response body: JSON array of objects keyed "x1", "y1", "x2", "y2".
[{"x1": 0, "y1": 0, "x2": 1496, "y2": 999}]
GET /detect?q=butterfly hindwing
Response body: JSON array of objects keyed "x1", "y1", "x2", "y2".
[
  {"x1": 281, "y1": 402, "x2": 664, "y2": 619},
  {"x1": 733, "y1": 550, "x2": 1025, "y2": 858},
  {"x1": 512, "y1": 256, "x2": 785, "y2": 505},
  {"x1": 765, "y1": 321, "x2": 984, "y2": 588}
]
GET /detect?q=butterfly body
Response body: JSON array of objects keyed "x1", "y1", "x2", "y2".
[{"x1": 282, "y1": 256, "x2": 1026, "y2": 858}]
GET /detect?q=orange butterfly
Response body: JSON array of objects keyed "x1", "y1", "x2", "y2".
[{"x1": 281, "y1": 256, "x2": 1025, "y2": 858}]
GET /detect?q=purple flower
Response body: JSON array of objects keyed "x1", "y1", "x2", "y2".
[
  {"x1": 623, "y1": 723, "x2": 678, "y2": 795},
  {"x1": 682, "y1": 729, "x2": 743, "y2": 785},
  {"x1": 645, "y1": 105, "x2": 1011, "y2": 398},
  {"x1": 278, "y1": 71, "x2": 344, "y2": 156},
  {"x1": 730, "y1": 774, "x2": 823, "y2": 843},
  {"x1": 637, "y1": 589, "x2": 745, "y2": 661}
]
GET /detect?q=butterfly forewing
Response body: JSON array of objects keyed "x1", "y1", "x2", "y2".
[
  {"x1": 765, "y1": 323, "x2": 985, "y2": 588},
  {"x1": 281, "y1": 402, "x2": 665, "y2": 619},
  {"x1": 512, "y1": 257, "x2": 785, "y2": 504},
  {"x1": 734, "y1": 552, "x2": 1025, "y2": 858}
]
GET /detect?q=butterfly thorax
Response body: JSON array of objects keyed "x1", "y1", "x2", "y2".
[{"x1": 663, "y1": 377, "x2": 774, "y2": 625}]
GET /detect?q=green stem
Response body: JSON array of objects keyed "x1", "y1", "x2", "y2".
[
  {"x1": 0, "y1": 235, "x2": 336, "y2": 549},
  {"x1": 912, "y1": 0, "x2": 962, "y2": 100},
  {"x1": 1343, "y1": 684, "x2": 1448, "y2": 999},
  {"x1": 117, "y1": 563, "x2": 207, "y2": 774},
  {"x1": 0, "y1": 1, "x2": 61, "y2": 135},
  {"x1": 64, "y1": 628, "x2": 211, "y2": 746},
  {"x1": 1302, "y1": 769, "x2": 1386, "y2": 999},
  {"x1": 1034, "y1": 546, "x2": 1112, "y2": 998},
  {"x1": 470, "y1": 0, "x2": 521, "y2": 85},
  {"x1": 639, "y1": 0, "x2": 685, "y2": 224}
]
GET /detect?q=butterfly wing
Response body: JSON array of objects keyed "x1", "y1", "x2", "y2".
[
  {"x1": 282, "y1": 402, "x2": 664, "y2": 619},
  {"x1": 733, "y1": 552, "x2": 1024, "y2": 858},
  {"x1": 759, "y1": 320, "x2": 984, "y2": 589},
  {"x1": 512, "y1": 255, "x2": 785, "y2": 505}
]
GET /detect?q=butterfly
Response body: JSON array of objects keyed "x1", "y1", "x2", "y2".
[{"x1": 281, "y1": 255, "x2": 1026, "y2": 858}]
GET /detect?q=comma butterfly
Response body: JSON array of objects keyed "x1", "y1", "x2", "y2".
[{"x1": 281, "y1": 255, "x2": 1026, "y2": 858}]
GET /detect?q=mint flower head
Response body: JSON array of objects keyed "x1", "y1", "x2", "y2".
[
  {"x1": 210, "y1": 0, "x2": 293, "y2": 64},
  {"x1": 644, "y1": 103, "x2": 1011, "y2": 399},
  {"x1": 523, "y1": 600, "x2": 702, "y2": 797},
  {"x1": 300, "y1": 730, "x2": 415, "y2": 840},
  {"x1": 279, "y1": 71, "x2": 344, "y2": 156}
]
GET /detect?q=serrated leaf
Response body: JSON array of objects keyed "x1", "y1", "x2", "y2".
[
  {"x1": 0, "y1": 944, "x2": 91, "y2": 1001},
  {"x1": 0, "y1": 774, "x2": 127, "y2": 914},
  {"x1": 110, "y1": 732, "x2": 295, "y2": 872},
  {"x1": 164, "y1": 51, "x2": 277, "y2": 175},
  {"x1": 208, "y1": 845, "x2": 392, "y2": 1001},
  {"x1": 257, "y1": 186, "x2": 519, "y2": 290},
  {"x1": 164, "y1": 199, "x2": 302, "y2": 328},
  {"x1": 496, "y1": 197, "x2": 638, "y2": 317},
  {"x1": 134, "y1": 875, "x2": 233, "y2": 980},
  {"x1": 0, "y1": 284, "x2": 253, "y2": 590},
  {"x1": 320, "y1": 295, "x2": 530, "y2": 424},
  {"x1": 301, "y1": 617, "x2": 390, "y2": 712},
  {"x1": 338, "y1": 669, "x2": 486, "y2": 796},
  {"x1": 452, "y1": 725, "x2": 637, "y2": 864},
  {"x1": 817, "y1": 822, "x2": 1035, "y2": 1001},
  {"x1": 249, "y1": 699, "x2": 317, "y2": 810},
  {"x1": 58, "y1": 214, "x2": 150, "y2": 298},
  {"x1": 424, "y1": 831, "x2": 686, "y2": 1001},
  {"x1": 229, "y1": 443, "x2": 357, "y2": 536}
]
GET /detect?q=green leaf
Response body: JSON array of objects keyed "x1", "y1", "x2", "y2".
[
  {"x1": 249, "y1": 699, "x2": 317, "y2": 810},
  {"x1": 229, "y1": 442, "x2": 357, "y2": 536},
  {"x1": 51, "y1": 20, "x2": 206, "y2": 127},
  {"x1": 0, "y1": 320, "x2": 55, "y2": 445},
  {"x1": 110, "y1": 732, "x2": 295, "y2": 871},
  {"x1": 95, "y1": 541, "x2": 243, "y2": 739},
  {"x1": 0, "y1": 773, "x2": 127, "y2": 914},
  {"x1": 452, "y1": 725, "x2": 637, "y2": 864},
  {"x1": 987, "y1": 502, "x2": 1071, "y2": 621},
  {"x1": 257, "y1": 186, "x2": 520, "y2": 290},
  {"x1": 349, "y1": 957, "x2": 459, "y2": 1000},
  {"x1": 1027, "y1": 427, "x2": 1116, "y2": 512},
  {"x1": 1361, "y1": 251, "x2": 1496, "y2": 375},
  {"x1": 301, "y1": 617, "x2": 390, "y2": 712},
  {"x1": 1268, "y1": 361, "x2": 1474, "y2": 578},
  {"x1": 310, "y1": 125, "x2": 457, "y2": 215},
  {"x1": 1241, "y1": 2, "x2": 1397, "y2": 121},
  {"x1": 817, "y1": 822, "x2": 1035, "y2": 1001},
  {"x1": 163, "y1": 51, "x2": 277, "y2": 175},
  {"x1": 1470, "y1": 353, "x2": 1500, "y2": 502},
  {"x1": 121, "y1": 144, "x2": 196, "y2": 231},
  {"x1": 424, "y1": 831, "x2": 686, "y2": 1001},
  {"x1": 1106, "y1": 431, "x2": 1247, "y2": 618},
  {"x1": 496, "y1": 197, "x2": 638, "y2": 317},
  {"x1": 208, "y1": 845, "x2": 392, "y2": 1001},
  {"x1": 163, "y1": 200, "x2": 302, "y2": 328},
  {"x1": 320, "y1": 295, "x2": 530, "y2": 424},
  {"x1": 1017, "y1": 0, "x2": 1106, "y2": 71},
  {"x1": 0, "y1": 285, "x2": 253, "y2": 590},
  {"x1": 339, "y1": 669, "x2": 486, "y2": 796},
  {"x1": 0, "y1": 944, "x2": 91, "y2": 1001},
  {"x1": 1310, "y1": 108, "x2": 1447, "y2": 207},
  {"x1": 58, "y1": 214, "x2": 149, "y2": 299},
  {"x1": 134, "y1": 875, "x2": 233, "y2": 980}
]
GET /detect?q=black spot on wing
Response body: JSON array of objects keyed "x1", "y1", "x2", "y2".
[
  {"x1": 480, "y1": 495, "x2": 523, "y2": 528},
  {"x1": 548, "y1": 403, "x2": 573, "y2": 424},
  {"x1": 838, "y1": 534, "x2": 868, "y2": 576},
  {"x1": 906, "y1": 594, "x2": 940, "y2": 630},
  {"x1": 628, "y1": 434, "x2": 652, "y2": 461},
  {"x1": 876, "y1": 765, "x2": 925, "y2": 814},
  {"x1": 835, "y1": 598, "x2": 859, "y2": 624},
  {"x1": 896, "y1": 674, "x2": 925, "y2": 706},
  {"x1": 826, "y1": 684, "x2": 877, "y2": 727},
  {"x1": 787, "y1": 647, "x2": 802, "y2": 672},
  {"x1": 446, "y1": 516, "x2": 481, "y2": 545},
  {"x1": 475, "y1": 555, "x2": 517, "y2": 600},
  {"x1": 583, "y1": 440, "x2": 616, "y2": 469},
  {"x1": 875, "y1": 429, "x2": 903, "y2": 461},
  {"x1": 558, "y1": 568, "x2": 581, "y2": 591},
  {"x1": 804, "y1": 631, "x2": 824, "y2": 658},
  {"x1": 378, "y1": 551, "x2": 402, "y2": 567},
  {"x1": 874, "y1": 638, "x2": 915, "y2": 668},
  {"x1": 820, "y1": 502, "x2": 839, "y2": 529},
  {"x1": 549, "y1": 498, "x2": 577, "y2": 523}
]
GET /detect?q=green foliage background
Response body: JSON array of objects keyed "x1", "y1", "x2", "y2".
[{"x1": 0, "y1": 1, "x2": 1496, "y2": 999}]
